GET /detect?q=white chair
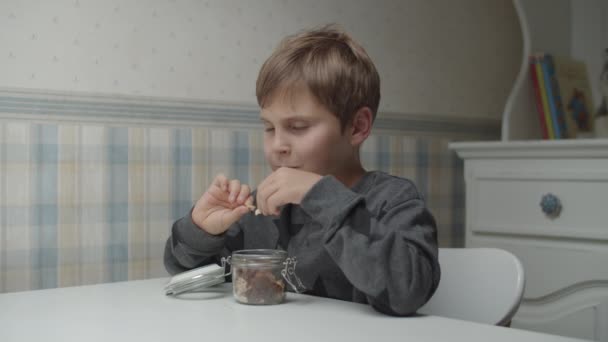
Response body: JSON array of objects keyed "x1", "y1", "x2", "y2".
[{"x1": 418, "y1": 248, "x2": 525, "y2": 326}]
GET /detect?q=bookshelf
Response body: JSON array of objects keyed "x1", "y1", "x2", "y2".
[{"x1": 502, "y1": 0, "x2": 607, "y2": 141}]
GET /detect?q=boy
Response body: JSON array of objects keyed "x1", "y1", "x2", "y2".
[{"x1": 164, "y1": 25, "x2": 440, "y2": 316}]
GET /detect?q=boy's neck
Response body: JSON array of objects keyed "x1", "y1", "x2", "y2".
[{"x1": 334, "y1": 164, "x2": 367, "y2": 188}]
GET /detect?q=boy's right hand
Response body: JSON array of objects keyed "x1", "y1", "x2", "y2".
[{"x1": 192, "y1": 174, "x2": 253, "y2": 235}]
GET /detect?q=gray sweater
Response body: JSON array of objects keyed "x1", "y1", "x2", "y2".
[{"x1": 164, "y1": 171, "x2": 440, "y2": 316}]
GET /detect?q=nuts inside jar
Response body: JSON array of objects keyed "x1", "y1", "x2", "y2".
[{"x1": 233, "y1": 267, "x2": 285, "y2": 305}]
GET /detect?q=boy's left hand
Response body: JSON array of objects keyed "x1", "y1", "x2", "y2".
[{"x1": 256, "y1": 167, "x2": 322, "y2": 216}]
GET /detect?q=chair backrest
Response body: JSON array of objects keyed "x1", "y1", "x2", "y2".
[{"x1": 418, "y1": 248, "x2": 525, "y2": 326}]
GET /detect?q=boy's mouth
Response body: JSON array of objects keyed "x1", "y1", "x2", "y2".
[{"x1": 274, "y1": 165, "x2": 300, "y2": 169}]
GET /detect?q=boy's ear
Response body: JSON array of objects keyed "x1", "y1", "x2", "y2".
[{"x1": 349, "y1": 107, "x2": 373, "y2": 146}]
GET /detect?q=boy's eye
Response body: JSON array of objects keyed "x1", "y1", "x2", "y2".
[
  {"x1": 289, "y1": 124, "x2": 308, "y2": 131},
  {"x1": 264, "y1": 127, "x2": 275, "y2": 132}
]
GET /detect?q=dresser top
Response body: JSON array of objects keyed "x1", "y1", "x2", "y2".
[{"x1": 449, "y1": 139, "x2": 608, "y2": 159}]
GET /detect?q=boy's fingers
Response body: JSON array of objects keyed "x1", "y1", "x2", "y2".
[
  {"x1": 266, "y1": 190, "x2": 283, "y2": 216},
  {"x1": 258, "y1": 184, "x2": 279, "y2": 216},
  {"x1": 255, "y1": 188, "x2": 266, "y2": 216},
  {"x1": 244, "y1": 195, "x2": 254, "y2": 207},
  {"x1": 213, "y1": 173, "x2": 229, "y2": 191},
  {"x1": 244, "y1": 194, "x2": 255, "y2": 207},
  {"x1": 236, "y1": 184, "x2": 251, "y2": 204},
  {"x1": 228, "y1": 179, "x2": 241, "y2": 203},
  {"x1": 256, "y1": 174, "x2": 276, "y2": 215},
  {"x1": 223, "y1": 206, "x2": 250, "y2": 228},
  {"x1": 205, "y1": 187, "x2": 235, "y2": 209}
]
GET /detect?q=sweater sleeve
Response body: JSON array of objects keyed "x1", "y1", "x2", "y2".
[
  {"x1": 299, "y1": 175, "x2": 441, "y2": 316},
  {"x1": 163, "y1": 208, "x2": 242, "y2": 275}
]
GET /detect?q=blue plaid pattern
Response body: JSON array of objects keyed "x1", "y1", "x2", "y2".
[{"x1": 0, "y1": 117, "x2": 489, "y2": 293}]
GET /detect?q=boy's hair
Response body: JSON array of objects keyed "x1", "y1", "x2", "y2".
[{"x1": 256, "y1": 24, "x2": 380, "y2": 130}]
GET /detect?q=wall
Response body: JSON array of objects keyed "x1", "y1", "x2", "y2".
[
  {"x1": 0, "y1": 0, "x2": 521, "y2": 119},
  {"x1": 520, "y1": 0, "x2": 572, "y2": 57},
  {"x1": 572, "y1": 0, "x2": 608, "y2": 108},
  {"x1": 0, "y1": 99, "x2": 497, "y2": 292},
  {"x1": 0, "y1": 0, "x2": 514, "y2": 292}
]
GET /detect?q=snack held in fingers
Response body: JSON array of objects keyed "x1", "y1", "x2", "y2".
[{"x1": 245, "y1": 202, "x2": 262, "y2": 216}]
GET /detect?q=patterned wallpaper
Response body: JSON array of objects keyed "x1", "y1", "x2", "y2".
[
  {"x1": 0, "y1": 114, "x2": 481, "y2": 292},
  {"x1": 0, "y1": 0, "x2": 521, "y2": 118},
  {"x1": 0, "y1": 88, "x2": 499, "y2": 293}
]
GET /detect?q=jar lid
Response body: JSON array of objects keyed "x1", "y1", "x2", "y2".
[
  {"x1": 231, "y1": 249, "x2": 287, "y2": 267},
  {"x1": 164, "y1": 263, "x2": 226, "y2": 296}
]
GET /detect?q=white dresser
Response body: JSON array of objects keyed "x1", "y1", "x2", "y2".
[{"x1": 450, "y1": 139, "x2": 608, "y2": 341}]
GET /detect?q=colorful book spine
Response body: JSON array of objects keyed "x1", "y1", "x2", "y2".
[
  {"x1": 540, "y1": 56, "x2": 561, "y2": 138},
  {"x1": 529, "y1": 56, "x2": 549, "y2": 139},
  {"x1": 535, "y1": 55, "x2": 555, "y2": 139},
  {"x1": 544, "y1": 54, "x2": 569, "y2": 138}
]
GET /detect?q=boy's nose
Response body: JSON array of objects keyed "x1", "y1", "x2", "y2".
[{"x1": 271, "y1": 132, "x2": 291, "y2": 155}]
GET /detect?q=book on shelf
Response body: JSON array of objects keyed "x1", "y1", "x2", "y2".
[
  {"x1": 529, "y1": 53, "x2": 595, "y2": 139},
  {"x1": 528, "y1": 55, "x2": 549, "y2": 139},
  {"x1": 553, "y1": 55, "x2": 595, "y2": 137},
  {"x1": 530, "y1": 54, "x2": 555, "y2": 139},
  {"x1": 542, "y1": 54, "x2": 569, "y2": 138}
]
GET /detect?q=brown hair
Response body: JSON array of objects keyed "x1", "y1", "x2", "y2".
[{"x1": 256, "y1": 24, "x2": 380, "y2": 130}]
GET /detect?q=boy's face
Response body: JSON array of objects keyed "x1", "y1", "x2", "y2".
[{"x1": 260, "y1": 86, "x2": 357, "y2": 179}]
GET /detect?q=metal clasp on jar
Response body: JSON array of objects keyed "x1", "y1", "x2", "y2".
[
  {"x1": 221, "y1": 256, "x2": 232, "y2": 276},
  {"x1": 281, "y1": 257, "x2": 306, "y2": 293}
]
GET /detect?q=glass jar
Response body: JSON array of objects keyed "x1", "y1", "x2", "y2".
[
  {"x1": 164, "y1": 249, "x2": 305, "y2": 304},
  {"x1": 230, "y1": 249, "x2": 289, "y2": 305}
]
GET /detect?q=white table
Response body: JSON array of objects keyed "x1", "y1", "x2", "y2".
[{"x1": 0, "y1": 278, "x2": 588, "y2": 342}]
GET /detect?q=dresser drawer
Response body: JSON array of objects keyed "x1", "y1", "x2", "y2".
[{"x1": 468, "y1": 167, "x2": 608, "y2": 240}]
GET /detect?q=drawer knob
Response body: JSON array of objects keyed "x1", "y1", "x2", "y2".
[{"x1": 540, "y1": 193, "x2": 562, "y2": 218}]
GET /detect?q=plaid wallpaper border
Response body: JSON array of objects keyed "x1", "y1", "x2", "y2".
[
  {"x1": 0, "y1": 90, "x2": 497, "y2": 293},
  {"x1": 0, "y1": 88, "x2": 500, "y2": 137}
]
